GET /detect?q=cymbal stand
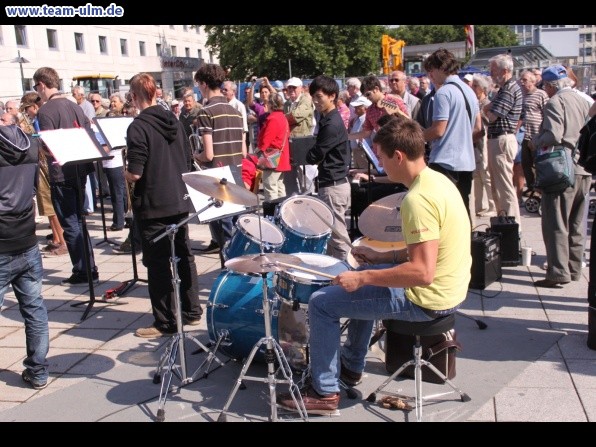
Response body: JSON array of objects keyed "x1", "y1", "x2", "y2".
[
  {"x1": 218, "y1": 196, "x2": 307, "y2": 422},
  {"x1": 151, "y1": 199, "x2": 226, "y2": 422}
]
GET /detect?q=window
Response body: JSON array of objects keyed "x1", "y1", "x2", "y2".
[
  {"x1": 185, "y1": 47, "x2": 190, "y2": 57},
  {"x1": 15, "y1": 25, "x2": 28, "y2": 47},
  {"x1": 120, "y1": 38, "x2": 128, "y2": 56},
  {"x1": 156, "y1": 43, "x2": 162, "y2": 55},
  {"x1": 209, "y1": 51, "x2": 213, "y2": 63},
  {"x1": 47, "y1": 29, "x2": 58, "y2": 49},
  {"x1": 75, "y1": 32, "x2": 84, "y2": 52},
  {"x1": 197, "y1": 49, "x2": 203, "y2": 60},
  {"x1": 99, "y1": 35, "x2": 107, "y2": 54},
  {"x1": 587, "y1": 34, "x2": 593, "y2": 42},
  {"x1": 139, "y1": 41, "x2": 146, "y2": 56},
  {"x1": 183, "y1": 25, "x2": 188, "y2": 32},
  {"x1": 171, "y1": 45, "x2": 177, "y2": 56},
  {"x1": 587, "y1": 47, "x2": 593, "y2": 57}
]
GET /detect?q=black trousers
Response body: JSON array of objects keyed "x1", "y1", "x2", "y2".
[
  {"x1": 428, "y1": 163, "x2": 473, "y2": 221},
  {"x1": 139, "y1": 213, "x2": 202, "y2": 332}
]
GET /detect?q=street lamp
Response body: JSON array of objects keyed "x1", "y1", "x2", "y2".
[{"x1": 10, "y1": 51, "x2": 30, "y2": 95}]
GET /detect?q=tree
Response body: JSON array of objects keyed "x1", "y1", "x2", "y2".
[
  {"x1": 390, "y1": 25, "x2": 518, "y2": 49},
  {"x1": 204, "y1": 25, "x2": 387, "y2": 81}
]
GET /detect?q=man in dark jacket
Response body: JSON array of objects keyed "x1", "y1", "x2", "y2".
[
  {"x1": 125, "y1": 73, "x2": 202, "y2": 338},
  {"x1": 0, "y1": 124, "x2": 50, "y2": 390}
]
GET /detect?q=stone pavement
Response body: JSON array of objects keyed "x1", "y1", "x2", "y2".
[{"x1": 0, "y1": 192, "x2": 594, "y2": 422}]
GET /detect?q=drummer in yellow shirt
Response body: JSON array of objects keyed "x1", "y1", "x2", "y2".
[{"x1": 277, "y1": 117, "x2": 471, "y2": 415}]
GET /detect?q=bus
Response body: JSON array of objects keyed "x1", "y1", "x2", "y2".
[{"x1": 73, "y1": 74, "x2": 127, "y2": 98}]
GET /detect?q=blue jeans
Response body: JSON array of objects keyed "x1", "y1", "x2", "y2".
[
  {"x1": 104, "y1": 167, "x2": 128, "y2": 229},
  {"x1": 51, "y1": 177, "x2": 98, "y2": 277},
  {"x1": 308, "y1": 264, "x2": 432, "y2": 395},
  {"x1": 0, "y1": 245, "x2": 49, "y2": 382}
]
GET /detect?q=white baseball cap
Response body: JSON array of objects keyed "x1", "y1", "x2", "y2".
[
  {"x1": 350, "y1": 96, "x2": 372, "y2": 108},
  {"x1": 286, "y1": 77, "x2": 303, "y2": 88}
]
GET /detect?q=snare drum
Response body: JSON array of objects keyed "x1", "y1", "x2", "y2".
[
  {"x1": 276, "y1": 196, "x2": 333, "y2": 254},
  {"x1": 207, "y1": 270, "x2": 309, "y2": 371},
  {"x1": 275, "y1": 252, "x2": 351, "y2": 307},
  {"x1": 346, "y1": 237, "x2": 407, "y2": 269},
  {"x1": 223, "y1": 214, "x2": 285, "y2": 260}
]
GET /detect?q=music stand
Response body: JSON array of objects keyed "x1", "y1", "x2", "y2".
[
  {"x1": 289, "y1": 136, "x2": 316, "y2": 193},
  {"x1": 94, "y1": 159, "x2": 119, "y2": 248},
  {"x1": 93, "y1": 117, "x2": 147, "y2": 297},
  {"x1": 38, "y1": 127, "x2": 112, "y2": 321}
]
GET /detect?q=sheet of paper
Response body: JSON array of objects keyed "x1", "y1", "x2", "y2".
[
  {"x1": 94, "y1": 116, "x2": 134, "y2": 149},
  {"x1": 39, "y1": 128, "x2": 104, "y2": 166},
  {"x1": 182, "y1": 166, "x2": 247, "y2": 223}
]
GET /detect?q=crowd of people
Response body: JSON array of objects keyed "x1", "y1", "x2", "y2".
[{"x1": 1, "y1": 52, "x2": 595, "y2": 408}]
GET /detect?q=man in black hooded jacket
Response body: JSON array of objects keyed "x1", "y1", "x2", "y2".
[
  {"x1": 0, "y1": 124, "x2": 50, "y2": 389},
  {"x1": 125, "y1": 73, "x2": 202, "y2": 338}
]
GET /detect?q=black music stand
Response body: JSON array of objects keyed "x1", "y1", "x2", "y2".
[
  {"x1": 38, "y1": 127, "x2": 112, "y2": 321},
  {"x1": 94, "y1": 160, "x2": 119, "y2": 248},
  {"x1": 289, "y1": 136, "x2": 316, "y2": 193}
]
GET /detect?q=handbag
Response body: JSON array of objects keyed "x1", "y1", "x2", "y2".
[
  {"x1": 534, "y1": 146, "x2": 575, "y2": 194},
  {"x1": 384, "y1": 324, "x2": 461, "y2": 384},
  {"x1": 255, "y1": 128, "x2": 288, "y2": 171}
]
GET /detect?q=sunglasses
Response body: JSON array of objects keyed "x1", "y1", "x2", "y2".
[
  {"x1": 33, "y1": 83, "x2": 41, "y2": 91},
  {"x1": 90, "y1": 100, "x2": 101, "y2": 103},
  {"x1": 364, "y1": 91, "x2": 374, "y2": 98}
]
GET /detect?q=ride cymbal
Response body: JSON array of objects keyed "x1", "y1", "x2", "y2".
[
  {"x1": 358, "y1": 192, "x2": 407, "y2": 242},
  {"x1": 182, "y1": 173, "x2": 258, "y2": 206},
  {"x1": 224, "y1": 253, "x2": 301, "y2": 274}
]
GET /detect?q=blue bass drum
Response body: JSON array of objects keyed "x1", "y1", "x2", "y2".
[
  {"x1": 275, "y1": 196, "x2": 333, "y2": 254},
  {"x1": 207, "y1": 270, "x2": 309, "y2": 370}
]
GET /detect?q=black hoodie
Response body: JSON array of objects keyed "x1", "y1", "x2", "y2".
[
  {"x1": 0, "y1": 125, "x2": 39, "y2": 254},
  {"x1": 126, "y1": 105, "x2": 193, "y2": 220}
]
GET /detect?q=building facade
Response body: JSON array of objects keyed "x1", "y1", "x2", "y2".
[{"x1": 0, "y1": 24, "x2": 217, "y2": 103}]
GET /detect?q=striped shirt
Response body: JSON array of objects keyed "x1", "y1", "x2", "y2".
[
  {"x1": 196, "y1": 96, "x2": 244, "y2": 169},
  {"x1": 521, "y1": 88, "x2": 549, "y2": 140},
  {"x1": 487, "y1": 77, "x2": 523, "y2": 136}
]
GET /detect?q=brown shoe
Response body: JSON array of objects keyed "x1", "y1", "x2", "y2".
[
  {"x1": 43, "y1": 244, "x2": 68, "y2": 257},
  {"x1": 277, "y1": 386, "x2": 340, "y2": 416},
  {"x1": 340, "y1": 363, "x2": 363, "y2": 387},
  {"x1": 134, "y1": 326, "x2": 175, "y2": 338}
]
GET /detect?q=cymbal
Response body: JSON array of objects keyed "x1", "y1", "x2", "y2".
[
  {"x1": 224, "y1": 253, "x2": 301, "y2": 274},
  {"x1": 182, "y1": 173, "x2": 258, "y2": 206},
  {"x1": 358, "y1": 192, "x2": 407, "y2": 242}
]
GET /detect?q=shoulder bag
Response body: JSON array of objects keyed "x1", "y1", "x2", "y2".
[
  {"x1": 255, "y1": 128, "x2": 288, "y2": 171},
  {"x1": 534, "y1": 145, "x2": 575, "y2": 194}
]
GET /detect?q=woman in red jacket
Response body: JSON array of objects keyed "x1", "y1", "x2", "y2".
[{"x1": 258, "y1": 94, "x2": 291, "y2": 201}]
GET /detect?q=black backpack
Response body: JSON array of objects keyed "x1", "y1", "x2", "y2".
[{"x1": 577, "y1": 115, "x2": 596, "y2": 173}]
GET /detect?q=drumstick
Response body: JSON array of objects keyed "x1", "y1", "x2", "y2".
[
  {"x1": 276, "y1": 261, "x2": 337, "y2": 279},
  {"x1": 309, "y1": 207, "x2": 355, "y2": 250}
]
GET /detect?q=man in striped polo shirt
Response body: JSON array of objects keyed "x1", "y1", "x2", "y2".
[
  {"x1": 483, "y1": 54, "x2": 523, "y2": 231},
  {"x1": 194, "y1": 64, "x2": 247, "y2": 267}
]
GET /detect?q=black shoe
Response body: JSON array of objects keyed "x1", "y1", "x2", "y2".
[
  {"x1": 534, "y1": 279, "x2": 570, "y2": 288},
  {"x1": 183, "y1": 315, "x2": 203, "y2": 326},
  {"x1": 109, "y1": 225, "x2": 124, "y2": 231},
  {"x1": 22, "y1": 370, "x2": 48, "y2": 390},
  {"x1": 195, "y1": 241, "x2": 220, "y2": 254},
  {"x1": 61, "y1": 274, "x2": 99, "y2": 287},
  {"x1": 340, "y1": 363, "x2": 363, "y2": 387}
]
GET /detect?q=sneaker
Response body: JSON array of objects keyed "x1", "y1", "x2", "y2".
[
  {"x1": 22, "y1": 370, "x2": 48, "y2": 390},
  {"x1": 195, "y1": 241, "x2": 220, "y2": 254},
  {"x1": 277, "y1": 385, "x2": 340, "y2": 416},
  {"x1": 44, "y1": 244, "x2": 68, "y2": 257},
  {"x1": 135, "y1": 326, "x2": 175, "y2": 338},
  {"x1": 61, "y1": 274, "x2": 99, "y2": 286},
  {"x1": 340, "y1": 363, "x2": 363, "y2": 387}
]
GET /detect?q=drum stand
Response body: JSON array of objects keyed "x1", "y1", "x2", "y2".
[
  {"x1": 151, "y1": 201, "x2": 226, "y2": 422},
  {"x1": 218, "y1": 198, "x2": 308, "y2": 422}
]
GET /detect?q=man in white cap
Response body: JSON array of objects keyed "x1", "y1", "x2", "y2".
[
  {"x1": 283, "y1": 77, "x2": 315, "y2": 195},
  {"x1": 348, "y1": 95, "x2": 372, "y2": 169},
  {"x1": 463, "y1": 73, "x2": 474, "y2": 87}
]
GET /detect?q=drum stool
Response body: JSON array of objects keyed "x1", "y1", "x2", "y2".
[{"x1": 365, "y1": 314, "x2": 470, "y2": 422}]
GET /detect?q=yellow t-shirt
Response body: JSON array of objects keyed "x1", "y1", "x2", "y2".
[{"x1": 402, "y1": 167, "x2": 471, "y2": 310}]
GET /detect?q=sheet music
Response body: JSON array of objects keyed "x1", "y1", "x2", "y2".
[
  {"x1": 360, "y1": 139, "x2": 385, "y2": 174},
  {"x1": 94, "y1": 116, "x2": 134, "y2": 149},
  {"x1": 182, "y1": 166, "x2": 247, "y2": 222},
  {"x1": 38, "y1": 128, "x2": 106, "y2": 165}
]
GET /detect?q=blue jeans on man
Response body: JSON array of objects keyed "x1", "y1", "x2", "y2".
[
  {"x1": 0, "y1": 245, "x2": 49, "y2": 384},
  {"x1": 308, "y1": 264, "x2": 433, "y2": 396}
]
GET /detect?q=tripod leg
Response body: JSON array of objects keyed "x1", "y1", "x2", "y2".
[
  {"x1": 184, "y1": 332, "x2": 226, "y2": 381},
  {"x1": 155, "y1": 336, "x2": 180, "y2": 422}
]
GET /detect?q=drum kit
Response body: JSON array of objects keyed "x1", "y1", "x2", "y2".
[{"x1": 164, "y1": 172, "x2": 407, "y2": 422}]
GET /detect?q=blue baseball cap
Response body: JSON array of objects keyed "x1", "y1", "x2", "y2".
[{"x1": 542, "y1": 65, "x2": 567, "y2": 82}]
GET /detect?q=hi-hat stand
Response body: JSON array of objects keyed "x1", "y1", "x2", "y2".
[
  {"x1": 152, "y1": 199, "x2": 226, "y2": 423},
  {"x1": 218, "y1": 197, "x2": 307, "y2": 422}
]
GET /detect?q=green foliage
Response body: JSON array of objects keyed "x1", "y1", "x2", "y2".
[
  {"x1": 204, "y1": 25, "x2": 386, "y2": 81},
  {"x1": 389, "y1": 25, "x2": 518, "y2": 50}
]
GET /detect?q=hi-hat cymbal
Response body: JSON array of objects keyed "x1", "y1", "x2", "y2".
[
  {"x1": 182, "y1": 173, "x2": 258, "y2": 206},
  {"x1": 224, "y1": 253, "x2": 301, "y2": 274},
  {"x1": 358, "y1": 192, "x2": 407, "y2": 242}
]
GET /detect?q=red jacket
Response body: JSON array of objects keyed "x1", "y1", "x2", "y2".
[{"x1": 257, "y1": 110, "x2": 291, "y2": 172}]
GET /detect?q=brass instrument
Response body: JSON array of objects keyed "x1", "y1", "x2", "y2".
[
  {"x1": 121, "y1": 146, "x2": 134, "y2": 217},
  {"x1": 189, "y1": 128, "x2": 204, "y2": 171}
]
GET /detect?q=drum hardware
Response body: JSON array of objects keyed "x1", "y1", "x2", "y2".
[
  {"x1": 358, "y1": 192, "x2": 407, "y2": 243},
  {"x1": 218, "y1": 195, "x2": 308, "y2": 422},
  {"x1": 223, "y1": 253, "x2": 300, "y2": 274},
  {"x1": 150, "y1": 198, "x2": 227, "y2": 422},
  {"x1": 309, "y1": 207, "x2": 355, "y2": 250}
]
